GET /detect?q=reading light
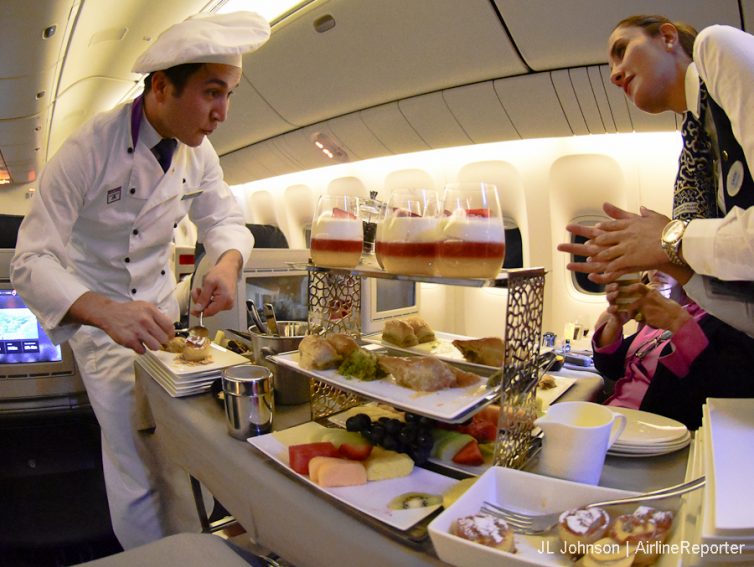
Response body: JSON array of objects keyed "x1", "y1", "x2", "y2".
[{"x1": 310, "y1": 132, "x2": 348, "y2": 163}]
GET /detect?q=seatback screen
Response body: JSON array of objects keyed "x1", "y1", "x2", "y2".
[{"x1": 0, "y1": 288, "x2": 62, "y2": 364}]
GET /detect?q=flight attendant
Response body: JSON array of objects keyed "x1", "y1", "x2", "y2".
[
  {"x1": 11, "y1": 12, "x2": 270, "y2": 548},
  {"x1": 558, "y1": 16, "x2": 754, "y2": 336}
]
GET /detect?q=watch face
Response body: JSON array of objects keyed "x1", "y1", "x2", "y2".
[{"x1": 663, "y1": 220, "x2": 685, "y2": 242}]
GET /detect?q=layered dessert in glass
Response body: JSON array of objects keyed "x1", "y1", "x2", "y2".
[
  {"x1": 435, "y1": 183, "x2": 506, "y2": 279},
  {"x1": 310, "y1": 195, "x2": 363, "y2": 269}
]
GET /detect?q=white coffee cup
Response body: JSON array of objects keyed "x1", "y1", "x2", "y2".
[{"x1": 534, "y1": 401, "x2": 627, "y2": 485}]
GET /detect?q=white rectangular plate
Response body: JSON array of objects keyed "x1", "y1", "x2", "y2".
[
  {"x1": 142, "y1": 343, "x2": 249, "y2": 377},
  {"x1": 427, "y1": 466, "x2": 694, "y2": 567},
  {"x1": 248, "y1": 423, "x2": 458, "y2": 531},
  {"x1": 706, "y1": 398, "x2": 754, "y2": 536},
  {"x1": 362, "y1": 331, "x2": 498, "y2": 371},
  {"x1": 536, "y1": 375, "x2": 576, "y2": 408},
  {"x1": 269, "y1": 351, "x2": 497, "y2": 423}
]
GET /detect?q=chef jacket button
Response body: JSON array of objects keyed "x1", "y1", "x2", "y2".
[
  {"x1": 129, "y1": 188, "x2": 136, "y2": 195},
  {"x1": 131, "y1": 288, "x2": 137, "y2": 294},
  {"x1": 125, "y1": 257, "x2": 130, "y2": 263},
  {"x1": 127, "y1": 147, "x2": 133, "y2": 154},
  {"x1": 161, "y1": 270, "x2": 166, "y2": 276},
  {"x1": 132, "y1": 229, "x2": 139, "y2": 236},
  {"x1": 722, "y1": 150, "x2": 729, "y2": 161},
  {"x1": 183, "y1": 178, "x2": 186, "y2": 183},
  {"x1": 173, "y1": 223, "x2": 178, "y2": 228}
]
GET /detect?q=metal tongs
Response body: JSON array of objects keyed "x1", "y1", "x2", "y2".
[
  {"x1": 263, "y1": 303, "x2": 280, "y2": 336},
  {"x1": 246, "y1": 299, "x2": 268, "y2": 334}
]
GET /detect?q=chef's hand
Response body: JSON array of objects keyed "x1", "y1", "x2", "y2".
[
  {"x1": 66, "y1": 292, "x2": 174, "y2": 354},
  {"x1": 191, "y1": 250, "x2": 243, "y2": 317}
]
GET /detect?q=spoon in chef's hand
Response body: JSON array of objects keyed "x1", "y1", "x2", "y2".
[{"x1": 189, "y1": 302, "x2": 210, "y2": 338}]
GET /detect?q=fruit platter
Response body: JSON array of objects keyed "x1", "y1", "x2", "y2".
[{"x1": 248, "y1": 421, "x2": 460, "y2": 531}]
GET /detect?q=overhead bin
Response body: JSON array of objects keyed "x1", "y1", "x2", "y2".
[
  {"x1": 494, "y1": 74, "x2": 573, "y2": 139},
  {"x1": 360, "y1": 103, "x2": 430, "y2": 155},
  {"x1": 443, "y1": 82, "x2": 519, "y2": 144},
  {"x1": 48, "y1": 77, "x2": 136, "y2": 155},
  {"x1": 399, "y1": 93, "x2": 473, "y2": 150},
  {"x1": 242, "y1": 0, "x2": 527, "y2": 127},
  {"x1": 494, "y1": 0, "x2": 741, "y2": 71},
  {"x1": 326, "y1": 113, "x2": 390, "y2": 162},
  {"x1": 210, "y1": 78, "x2": 297, "y2": 156},
  {"x1": 0, "y1": 0, "x2": 69, "y2": 77},
  {"x1": 220, "y1": 149, "x2": 274, "y2": 186}
]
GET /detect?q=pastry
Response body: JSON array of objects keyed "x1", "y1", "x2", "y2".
[
  {"x1": 299, "y1": 335, "x2": 341, "y2": 370},
  {"x1": 162, "y1": 336, "x2": 186, "y2": 353},
  {"x1": 558, "y1": 507, "x2": 610, "y2": 553},
  {"x1": 382, "y1": 319, "x2": 419, "y2": 347},
  {"x1": 580, "y1": 537, "x2": 634, "y2": 567},
  {"x1": 377, "y1": 355, "x2": 481, "y2": 391},
  {"x1": 452, "y1": 512, "x2": 516, "y2": 553},
  {"x1": 632, "y1": 506, "x2": 674, "y2": 542},
  {"x1": 404, "y1": 316, "x2": 435, "y2": 343},
  {"x1": 182, "y1": 335, "x2": 211, "y2": 362},
  {"x1": 326, "y1": 333, "x2": 360, "y2": 356},
  {"x1": 538, "y1": 374, "x2": 557, "y2": 390},
  {"x1": 452, "y1": 336, "x2": 504, "y2": 367}
]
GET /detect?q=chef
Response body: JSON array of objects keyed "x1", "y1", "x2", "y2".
[{"x1": 11, "y1": 12, "x2": 270, "y2": 548}]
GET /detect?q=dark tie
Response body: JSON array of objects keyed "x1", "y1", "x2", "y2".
[
  {"x1": 153, "y1": 138, "x2": 177, "y2": 173},
  {"x1": 672, "y1": 82, "x2": 720, "y2": 221}
]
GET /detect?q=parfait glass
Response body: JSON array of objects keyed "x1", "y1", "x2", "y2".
[
  {"x1": 374, "y1": 188, "x2": 441, "y2": 276},
  {"x1": 435, "y1": 182, "x2": 506, "y2": 279},
  {"x1": 310, "y1": 194, "x2": 363, "y2": 269}
]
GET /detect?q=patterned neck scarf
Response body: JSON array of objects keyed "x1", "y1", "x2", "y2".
[{"x1": 672, "y1": 81, "x2": 720, "y2": 220}]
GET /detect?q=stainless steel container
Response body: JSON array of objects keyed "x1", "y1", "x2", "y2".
[
  {"x1": 249, "y1": 321, "x2": 311, "y2": 405},
  {"x1": 221, "y1": 364, "x2": 274, "y2": 439}
]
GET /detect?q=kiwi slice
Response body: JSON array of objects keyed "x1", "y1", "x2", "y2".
[{"x1": 388, "y1": 491, "x2": 442, "y2": 510}]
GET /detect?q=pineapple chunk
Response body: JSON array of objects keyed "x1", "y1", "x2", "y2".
[{"x1": 364, "y1": 447, "x2": 414, "y2": 481}]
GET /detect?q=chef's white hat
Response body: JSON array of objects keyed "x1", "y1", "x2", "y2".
[{"x1": 132, "y1": 11, "x2": 270, "y2": 73}]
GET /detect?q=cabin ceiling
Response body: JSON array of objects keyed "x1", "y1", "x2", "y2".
[{"x1": 0, "y1": 0, "x2": 749, "y2": 188}]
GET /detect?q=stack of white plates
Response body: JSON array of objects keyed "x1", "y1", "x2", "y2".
[
  {"x1": 138, "y1": 343, "x2": 249, "y2": 397},
  {"x1": 607, "y1": 407, "x2": 691, "y2": 458},
  {"x1": 695, "y1": 399, "x2": 754, "y2": 564}
]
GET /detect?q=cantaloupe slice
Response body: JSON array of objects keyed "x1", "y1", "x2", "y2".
[
  {"x1": 308, "y1": 456, "x2": 344, "y2": 483},
  {"x1": 315, "y1": 459, "x2": 367, "y2": 487}
]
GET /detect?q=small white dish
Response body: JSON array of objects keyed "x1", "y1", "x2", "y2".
[
  {"x1": 609, "y1": 407, "x2": 688, "y2": 445},
  {"x1": 429, "y1": 466, "x2": 644, "y2": 567}
]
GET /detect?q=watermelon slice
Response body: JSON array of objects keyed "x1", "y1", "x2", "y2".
[{"x1": 289, "y1": 442, "x2": 341, "y2": 475}]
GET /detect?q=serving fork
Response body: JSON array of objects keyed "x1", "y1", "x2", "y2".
[{"x1": 481, "y1": 475, "x2": 705, "y2": 534}]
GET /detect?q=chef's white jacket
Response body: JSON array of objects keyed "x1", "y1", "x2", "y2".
[{"x1": 11, "y1": 100, "x2": 253, "y2": 344}]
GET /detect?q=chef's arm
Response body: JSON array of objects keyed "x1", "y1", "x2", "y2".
[
  {"x1": 64, "y1": 292, "x2": 176, "y2": 354},
  {"x1": 190, "y1": 249, "x2": 244, "y2": 317}
]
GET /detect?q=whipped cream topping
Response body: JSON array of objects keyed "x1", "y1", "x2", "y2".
[
  {"x1": 560, "y1": 507, "x2": 609, "y2": 535},
  {"x1": 312, "y1": 215, "x2": 362, "y2": 241},
  {"x1": 378, "y1": 216, "x2": 442, "y2": 243},
  {"x1": 456, "y1": 513, "x2": 508, "y2": 544},
  {"x1": 441, "y1": 211, "x2": 505, "y2": 242},
  {"x1": 186, "y1": 335, "x2": 208, "y2": 348}
]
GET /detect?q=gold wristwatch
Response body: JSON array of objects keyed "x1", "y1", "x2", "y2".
[{"x1": 660, "y1": 219, "x2": 690, "y2": 266}]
